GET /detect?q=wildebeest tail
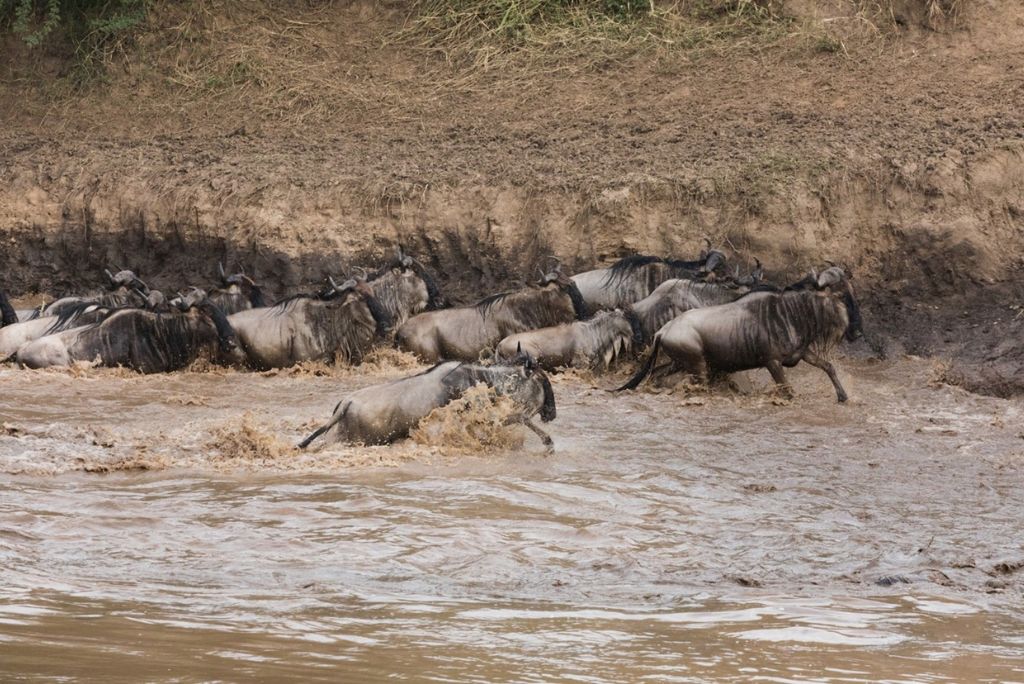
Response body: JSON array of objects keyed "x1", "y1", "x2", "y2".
[
  {"x1": 298, "y1": 402, "x2": 349, "y2": 449},
  {"x1": 613, "y1": 336, "x2": 662, "y2": 392}
]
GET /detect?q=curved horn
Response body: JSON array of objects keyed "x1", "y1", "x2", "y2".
[
  {"x1": 537, "y1": 266, "x2": 546, "y2": 279},
  {"x1": 824, "y1": 259, "x2": 837, "y2": 268},
  {"x1": 328, "y1": 275, "x2": 340, "y2": 292},
  {"x1": 218, "y1": 261, "x2": 227, "y2": 283},
  {"x1": 105, "y1": 269, "x2": 116, "y2": 285},
  {"x1": 353, "y1": 266, "x2": 368, "y2": 280},
  {"x1": 703, "y1": 236, "x2": 713, "y2": 249}
]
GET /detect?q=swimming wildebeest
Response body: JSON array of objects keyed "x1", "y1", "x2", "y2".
[
  {"x1": 17, "y1": 288, "x2": 237, "y2": 373},
  {"x1": 571, "y1": 242, "x2": 728, "y2": 312},
  {"x1": 227, "y1": 276, "x2": 391, "y2": 369},
  {"x1": 615, "y1": 266, "x2": 863, "y2": 402},
  {"x1": 396, "y1": 263, "x2": 587, "y2": 363},
  {"x1": 209, "y1": 263, "x2": 267, "y2": 315},
  {"x1": 495, "y1": 310, "x2": 640, "y2": 371},
  {"x1": 359, "y1": 247, "x2": 446, "y2": 330},
  {"x1": 298, "y1": 351, "x2": 557, "y2": 449}
]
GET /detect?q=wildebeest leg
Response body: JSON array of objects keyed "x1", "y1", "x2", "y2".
[
  {"x1": 802, "y1": 350, "x2": 848, "y2": 403},
  {"x1": 765, "y1": 360, "x2": 794, "y2": 398},
  {"x1": 517, "y1": 418, "x2": 554, "y2": 453}
]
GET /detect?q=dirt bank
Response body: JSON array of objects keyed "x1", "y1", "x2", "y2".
[{"x1": 1, "y1": 1, "x2": 1022, "y2": 393}]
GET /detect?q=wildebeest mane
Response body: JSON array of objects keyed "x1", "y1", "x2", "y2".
[
  {"x1": 575, "y1": 311, "x2": 634, "y2": 366},
  {"x1": 46, "y1": 301, "x2": 111, "y2": 335},
  {"x1": 475, "y1": 286, "x2": 577, "y2": 331},
  {"x1": 601, "y1": 255, "x2": 664, "y2": 287}
]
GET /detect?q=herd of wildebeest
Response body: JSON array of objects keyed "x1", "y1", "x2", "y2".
[{"x1": 0, "y1": 242, "x2": 863, "y2": 451}]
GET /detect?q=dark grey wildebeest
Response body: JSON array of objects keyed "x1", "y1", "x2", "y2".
[
  {"x1": 359, "y1": 247, "x2": 446, "y2": 331},
  {"x1": 209, "y1": 263, "x2": 267, "y2": 316},
  {"x1": 571, "y1": 243, "x2": 728, "y2": 312},
  {"x1": 17, "y1": 289, "x2": 237, "y2": 373},
  {"x1": 228, "y1": 277, "x2": 391, "y2": 369},
  {"x1": 616, "y1": 267, "x2": 863, "y2": 402},
  {"x1": 495, "y1": 310, "x2": 641, "y2": 372},
  {"x1": 396, "y1": 266, "x2": 587, "y2": 363},
  {"x1": 298, "y1": 354, "x2": 557, "y2": 449}
]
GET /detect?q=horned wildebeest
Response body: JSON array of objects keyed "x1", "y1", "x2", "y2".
[
  {"x1": 0, "y1": 291, "x2": 17, "y2": 329},
  {"x1": 615, "y1": 266, "x2": 863, "y2": 402},
  {"x1": 17, "y1": 288, "x2": 237, "y2": 373},
  {"x1": 358, "y1": 247, "x2": 446, "y2": 331},
  {"x1": 396, "y1": 264, "x2": 587, "y2": 363},
  {"x1": 209, "y1": 263, "x2": 267, "y2": 315},
  {"x1": 495, "y1": 310, "x2": 641, "y2": 372},
  {"x1": 628, "y1": 266, "x2": 765, "y2": 346},
  {"x1": 571, "y1": 242, "x2": 728, "y2": 312},
  {"x1": 298, "y1": 352, "x2": 557, "y2": 450},
  {"x1": 227, "y1": 276, "x2": 391, "y2": 369}
]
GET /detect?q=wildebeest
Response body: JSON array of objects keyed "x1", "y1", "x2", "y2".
[
  {"x1": 396, "y1": 265, "x2": 587, "y2": 362},
  {"x1": 227, "y1": 276, "x2": 391, "y2": 369},
  {"x1": 628, "y1": 275, "x2": 761, "y2": 346},
  {"x1": 571, "y1": 242, "x2": 728, "y2": 312},
  {"x1": 0, "y1": 301, "x2": 114, "y2": 361},
  {"x1": 495, "y1": 310, "x2": 640, "y2": 371},
  {"x1": 0, "y1": 291, "x2": 17, "y2": 328},
  {"x1": 616, "y1": 266, "x2": 863, "y2": 402},
  {"x1": 17, "y1": 288, "x2": 237, "y2": 373},
  {"x1": 359, "y1": 247, "x2": 446, "y2": 330},
  {"x1": 209, "y1": 263, "x2": 266, "y2": 315},
  {"x1": 298, "y1": 352, "x2": 557, "y2": 449}
]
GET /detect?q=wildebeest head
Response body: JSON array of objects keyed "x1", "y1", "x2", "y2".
[
  {"x1": 327, "y1": 274, "x2": 394, "y2": 337},
  {"x1": 216, "y1": 262, "x2": 266, "y2": 309},
  {"x1": 512, "y1": 342, "x2": 556, "y2": 423},
  {"x1": 175, "y1": 287, "x2": 238, "y2": 353},
  {"x1": 105, "y1": 268, "x2": 149, "y2": 294},
  {"x1": 0, "y1": 291, "x2": 17, "y2": 327},
  {"x1": 815, "y1": 265, "x2": 863, "y2": 342},
  {"x1": 536, "y1": 258, "x2": 587, "y2": 320}
]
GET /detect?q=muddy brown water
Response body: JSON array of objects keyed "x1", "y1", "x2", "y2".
[{"x1": 1, "y1": 357, "x2": 1023, "y2": 681}]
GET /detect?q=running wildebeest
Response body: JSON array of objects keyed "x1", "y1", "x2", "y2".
[
  {"x1": 615, "y1": 266, "x2": 863, "y2": 402},
  {"x1": 571, "y1": 242, "x2": 728, "y2": 312},
  {"x1": 396, "y1": 263, "x2": 587, "y2": 363},
  {"x1": 0, "y1": 291, "x2": 17, "y2": 329},
  {"x1": 495, "y1": 309, "x2": 640, "y2": 371},
  {"x1": 227, "y1": 276, "x2": 391, "y2": 369},
  {"x1": 16, "y1": 288, "x2": 237, "y2": 373},
  {"x1": 209, "y1": 263, "x2": 266, "y2": 315},
  {"x1": 298, "y1": 351, "x2": 557, "y2": 449},
  {"x1": 359, "y1": 247, "x2": 446, "y2": 330}
]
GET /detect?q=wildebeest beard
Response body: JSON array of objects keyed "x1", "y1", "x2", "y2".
[
  {"x1": 750, "y1": 290, "x2": 850, "y2": 356},
  {"x1": 0, "y1": 291, "x2": 17, "y2": 327},
  {"x1": 297, "y1": 293, "x2": 387, "y2": 364},
  {"x1": 369, "y1": 258, "x2": 446, "y2": 312}
]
